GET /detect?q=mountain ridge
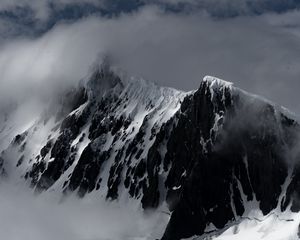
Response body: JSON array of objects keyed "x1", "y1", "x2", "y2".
[{"x1": 1, "y1": 62, "x2": 300, "y2": 239}]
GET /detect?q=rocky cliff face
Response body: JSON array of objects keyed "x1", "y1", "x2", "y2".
[
  {"x1": 1, "y1": 62, "x2": 300, "y2": 240},
  {"x1": 161, "y1": 78, "x2": 300, "y2": 239}
]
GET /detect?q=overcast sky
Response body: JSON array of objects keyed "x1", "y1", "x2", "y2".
[{"x1": 0, "y1": 0, "x2": 300, "y2": 112}]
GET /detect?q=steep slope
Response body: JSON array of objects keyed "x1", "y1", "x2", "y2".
[
  {"x1": 1, "y1": 63, "x2": 300, "y2": 240},
  {"x1": 0, "y1": 61, "x2": 187, "y2": 204},
  {"x1": 160, "y1": 76, "x2": 300, "y2": 239}
]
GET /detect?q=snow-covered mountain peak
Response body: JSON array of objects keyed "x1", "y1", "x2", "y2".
[
  {"x1": 1, "y1": 61, "x2": 300, "y2": 240},
  {"x1": 84, "y1": 59, "x2": 124, "y2": 99},
  {"x1": 82, "y1": 60, "x2": 187, "y2": 118},
  {"x1": 203, "y1": 75, "x2": 233, "y2": 90}
]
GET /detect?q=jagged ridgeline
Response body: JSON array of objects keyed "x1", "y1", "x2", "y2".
[{"x1": 1, "y1": 60, "x2": 300, "y2": 240}]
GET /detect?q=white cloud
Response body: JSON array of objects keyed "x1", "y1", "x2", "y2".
[
  {"x1": 1, "y1": 6, "x2": 300, "y2": 112},
  {"x1": 0, "y1": 182, "x2": 168, "y2": 240}
]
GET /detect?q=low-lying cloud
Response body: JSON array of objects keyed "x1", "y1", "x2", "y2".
[{"x1": 0, "y1": 181, "x2": 168, "y2": 240}]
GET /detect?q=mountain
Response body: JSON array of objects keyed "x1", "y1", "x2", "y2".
[{"x1": 1, "y1": 60, "x2": 300, "y2": 240}]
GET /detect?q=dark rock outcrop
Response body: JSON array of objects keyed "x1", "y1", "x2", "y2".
[{"x1": 161, "y1": 80, "x2": 295, "y2": 239}]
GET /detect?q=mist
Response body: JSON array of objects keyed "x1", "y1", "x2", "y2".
[
  {"x1": 0, "y1": 181, "x2": 169, "y2": 240},
  {"x1": 0, "y1": 6, "x2": 300, "y2": 112}
]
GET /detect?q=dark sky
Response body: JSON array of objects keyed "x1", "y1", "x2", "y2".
[{"x1": 1, "y1": 0, "x2": 300, "y2": 113}]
